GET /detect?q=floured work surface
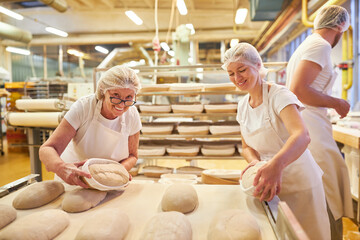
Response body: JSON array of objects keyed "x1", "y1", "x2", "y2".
[{"x1": 0, "y1": 183, "x2": 277, "y2": 239}]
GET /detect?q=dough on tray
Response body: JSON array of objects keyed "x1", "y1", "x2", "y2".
[
  {"x1": 161, "y1": 183, "x2": 198, "y2": 213},
  {"x1": 61, "y1": 188, "x2": 107, "y2": 213},
  {"x1": 140, "y1": 211, "x2": 192, "y2": 240},
  {"x1": 208, "y1": 209, "x2": 261, "y2": 240},
  {"x1": 0, "y1": 204, "x2": 17, "y2": 230},
  {"x1": 0, "y1": 209, "x2": 69, "y2": 240},
  {"x1": 75, "y1": 208, "x2": 130, "y2": 240},
  {"x1": 12, "y1": 180, "x2": 64, "y2": 209},
  {"x1": 88, "y1": 163, "x2": 129, "y2": 186}
]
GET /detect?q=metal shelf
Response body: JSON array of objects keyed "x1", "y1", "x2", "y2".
[
  {"x1": 138, "y1": 90, "x2": 245, "y2": 96},
  {"x1": 140, "y1": 134, "x2": 241, "y2": 139},
  {"x1": 140, "y1": 112, "x2": 237, "y2": 117}
]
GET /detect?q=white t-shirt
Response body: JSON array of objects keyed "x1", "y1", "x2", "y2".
[
  {"x1": 236, "y1": 84, "x2": 304, "y2": 142},
  {"x1": 64, "y1": 94, "x2": 142, "y2": 143},
  {"x1": 286, "y1": 33, "x2": 333, "y2": 94}
]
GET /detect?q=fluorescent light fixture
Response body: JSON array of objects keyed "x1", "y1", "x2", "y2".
[
  {"x1": 177, "y1": 0, "x2": 188, "y2": 15},
  {"x1": 45, "y1": 27, "x2": 68, "y2": 37},
  {"x1": 235, "y1": 8, "x2": 247, "y2": 24},
  {"x1": 95, "y1": 46, "x2": 109, "y2": 54},
  {"x1": 168, "y1": 50, "x2": 175, "y2": 57},
  {"x1": 6, "y1": 46, "x2": 30, "y2": 55},
  {"x1": 185, "y1": 23, "x2": 195, "y2": 35},
  {"x1": 0, "y1": 6, "x2": 23, "y2": 20},
  {"x1": 230, "y1": 39, "x2": 239, "y2": 48},
  {"x1": 67, "y1": 49, "x2": 84, "y2": 57},
  {"x1": 160, "y1": 42, "x2": 170, "y2": 52},
  {"x1": 125, "y1": 10, "x2": 143, "y2": 25}
]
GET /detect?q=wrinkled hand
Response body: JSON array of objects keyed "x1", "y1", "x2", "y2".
[
  {"x1": 334, "y1": 98, "x2": 350, "y2": 119},
  {"x1": 56, "y1": 162, "x2": 92, "y2": 188},
  {"x1": 240, "y1": 159, "x2": 260, "y2": 180},
  {"x1": 253, "y1": 161, "x2": 282, "y2": 202}
]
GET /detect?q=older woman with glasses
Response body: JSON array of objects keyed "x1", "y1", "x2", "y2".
[{"x1": 39, "y1": 65, "x2": 142, "y2": 187}]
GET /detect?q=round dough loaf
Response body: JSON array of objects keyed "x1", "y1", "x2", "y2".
[
  {"x1": 61, "y1": 188, "x2": 107, "y2": 213},
  {"x1": 75, "y1": 209, "x2": 129, "y2": 240},
  {"x1": 241, "y1": 163, "x2": 264, "y2": 189},
  {"x1": 89, "y1": 163, "x2": 129, "y2": 186},
  {"x1": 0, "y1": 204, "x2": 16, "y2": 230},
  {"x1": 0, "y1": 209, "x2": 69, "y2": 240},
  {"x1": 208, "y1": 209, "x2": 261, "y2": 240},
  {"x1": 161, "y1": 183, "x2": 198, "y2": 213},
  {"x1": 140, "y1": 211, "x2": 192, "y2": 240},
  {"x1": 12, "y1": 180, "x2": 64, "y2": 209}
]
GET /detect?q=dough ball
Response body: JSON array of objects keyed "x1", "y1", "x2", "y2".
[
  {"x1": 61, "y1": 188, "x2": 107, "y2": 213},
  {"x1": 0, "y1": 209, "x2": 69, "y2": 240},
  {"x1": 208, "y1": 209, "x2": 261, "y2": 240},
  {"x1": 0, "y1": 204, "x2": 16, "y2": 230},
  {"x1": 75, "y1": 209, "x2": 129, "y2": 240},
  {"x1": 12, "y1": 180, "x2": 64, "y2": 209},
  {"x1": 140, "y1": 211, "x2": 192, "y2": 240},
  {"x1": 161, "y1": 183, "x2": 198, "y2": 213},
  {"x1": 89, "y1": 163, "x2": 129, "y2": 186},
  {"x1": 241, "y1": 163, "x2": 264, "y2": 190}
]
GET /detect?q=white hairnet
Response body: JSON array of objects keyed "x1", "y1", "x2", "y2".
[
  {"x1": 96, "y1": 65, "x2": 141, "y2": 100},
  {"x1": 314, "y1": 5, "x2": 350, "y2": 32},
  {"x1": 222, "y1": 42, "x2": 268, "y2": 79}
]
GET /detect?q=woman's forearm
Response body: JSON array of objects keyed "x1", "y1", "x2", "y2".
[
  {"x1": 39, "y1": 146, "x2": 66, "y2": 173},
  {"x1": 120, "y1": 155, "x2": 138, "y2": 171}
]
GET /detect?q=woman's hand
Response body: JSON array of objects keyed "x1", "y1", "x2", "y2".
[
  {"x1": 240, "y1": 159, "x2": 260, "y2": 180},
  {"x1": 253, "y1": 160, "x2": 282, "y2": 202},
  {"x1": 56, "y1": 162, "x2": 92, "y2": 188}
]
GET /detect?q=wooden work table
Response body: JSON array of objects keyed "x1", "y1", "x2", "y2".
[{"x1": 333, "y1": 125, "x2": 360, "y2": 149}]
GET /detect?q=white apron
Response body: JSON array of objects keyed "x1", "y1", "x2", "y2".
[
  {"x1": 301, "y1": 72, "x2": 353, "y2": 220},
  {"x1": 240, "y1": 83, "x2": 330, "y2": 240}
]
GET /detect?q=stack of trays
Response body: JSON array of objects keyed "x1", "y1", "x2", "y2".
[
  {"x1": 203, "y1": 82, "x2": 236, "y2": 92},
  {"x1": 139, "y1": 104, "x2": 171, "y2": 113},
  {"x1": 171, "y1": 102, "x2": 203, "y2": 113},
  {"x1": 166, "y1": 144, "x2": 201, "y2": 156},
  {"x1": 209, "y1": 121, "x2": 240, "y2": 135},
  {"x1": 177, "y1": 122, "x2": 210, "y2": 135},
  {"x1": 138, "y1": 145, "x2": 166, "y2": 156},
  {"x1": 142, "y1": 165, "x2": 173, "y2": 178},
  {"x1": 141, "y1": 122, "x2": 175, "y2": 135},
  {"x1": 140, "y1": 84, "x2": 169, "y2": 93},
  {"x1": 176, "y1": 166, "x2": 205, "y2": 176},
  {"x1": 204, "y1": 102, "x2": 237, "y2": 113},
  {"x1": 169, "y1": 83, "x2": 204, "y2": 92},
  {"x1": 201, "y1": 143, "x2": 236, "y2": 156}
]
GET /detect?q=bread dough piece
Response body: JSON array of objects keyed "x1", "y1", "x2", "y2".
[
  {"x1": 0, "y1": 204, "x2": 16, "y2": 230},
  {"x1": 12, "y1": 180, "x2": 64, "y2": 209},
  {"x1": 140, "y1": 212, "x2": 192, "y2": 240},
  {"x1": 0, "y1": 209, "x2": 69, "y2": 240},
  {"x1": 241, "y1": 162, "x2": 264, "y2": 190},
  {"x1": 162, "y1": 184, "x2": 198, "y2": 213},
  {"x1": 61, "y1": 188, "x2": 107, "y2": 213},
  {"x1": 89, "y1": 163, "x2": 129, "y2": 186},
  {"x1": 208, "y1": 209, "x2": 261, "y2": 240},
  {"x1": 75, "y1": 209, "x2": 129, "y2": 240}
]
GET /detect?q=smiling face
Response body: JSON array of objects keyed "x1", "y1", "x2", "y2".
[
  {"x1": 227, "y1": 61, "x2": 261, "y2": 92},
  {"x1": 101, "y1": 88, "x2": 136, "y2": 119}
]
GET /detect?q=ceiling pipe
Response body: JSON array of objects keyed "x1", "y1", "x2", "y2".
[
  {"x1": 39, "y1": 0, "x2": 68, "y2": 13},
  {"x1": 0, "y1": 21, "x2": 32, "y2": 43}
]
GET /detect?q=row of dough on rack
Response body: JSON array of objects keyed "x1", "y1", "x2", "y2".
[{"x1": 139, "y1": 82, "x2": 238, "y2": 93}]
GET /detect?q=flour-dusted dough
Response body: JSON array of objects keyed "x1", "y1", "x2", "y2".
[
  {"x1": 89, "y1": 163, "x2": 129, "y2": 186},
  {"x1": 140, "y1": 211, "x2": 192, "y2": 240},
  {"x1": 161, "y1": 184, "x2": 198, "y2": 213},
  {"x1": 61, "y1": 188, "x2": 107, "y2": 213},
  {"x1": 241, "y1": 162, "x2": 265, "y2": 189},
  {"x1": 0, "y1": 209, "x2": 69, "y2": 240},
  {"x1": 0, "y1": 204, "x2": 16, "y2": 230},
  {"x1": 12, "y1": 180, "x2": 64, "y2": 209},
  {"x1": 207, "y1": 209, "x2": 261, "y2": 240},
  {"x1": 75, "y1": 208, "x2": 129, "y2": 240}
]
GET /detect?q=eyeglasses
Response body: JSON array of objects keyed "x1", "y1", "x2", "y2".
[{"x1": 109, "y1": 96, "x2": 136, "y2": 106}]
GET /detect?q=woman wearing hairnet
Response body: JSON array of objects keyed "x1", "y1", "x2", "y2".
[
  {"x1": 224, "y1": 43, "x2": 329, "y2": 239},
  {"x1": 39, "y1": 65, "x2": 142, "y2": 188}
]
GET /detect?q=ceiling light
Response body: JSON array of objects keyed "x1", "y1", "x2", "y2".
[
  {"x1": 235, "y1": 8, "x2": 247, "y2": 24},
  {"x1": 45, "y1": 27, "x2": 68, "y2": 37},
  {"x1": 125, "y1": 11, "x2": 143, "y2": 25},
  {"x1": 160, "y1": 42, "x2": 170, "y2": 52},
  {"x1": 6, "y1": 46, "x2": 30, "y2": 55},
  {"x1": 168, "y1": 50, "x2": 175, "y2": 57},
  {"x1": 0, "y1": 6, "x2": 23, "y2": 20},
  {"x1": 177, "y1": 0, "x2": 188, "y2": 15},
  {"x1": 95, "y1": 46, "x2": 109, "y2": 54},
  {"x1": 185, "y1": 24, "x2": 195, "y2": 35},
  {"x1": 67, "y1": 49, "x2": 84, "y2": 57},
  {"x1": 230, "y1": 39, "x2": 239, "y2": 48}
]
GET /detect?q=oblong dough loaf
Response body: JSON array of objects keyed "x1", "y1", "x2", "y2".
[
  {"x1": 161, "y1": 183, "x2": 198, "y2": 213},
  {"x1": 0, "y1": 209, "x2": 69, "y2": 240},
  {"x1": 61, "y1": 188, "x2": 107, "y2": 213},
  {"x1": 207, "y1": 209, "x2": 261, "y2": 240},
  {"x1": 89, "y1": 163, "x2": 129, "y2": 186},
  {"x1": 12, "y1": 180, "x2": 64, "y2": 209},
  {"x1": 75, "y1": 208, "x2": 130, "y2": 240},
  {"x1": 0, "y1": 204, "x2": 17, "y2": 230},
  {"x1": 140, "y1": 211, "x2": 192, "y2": 240}
]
